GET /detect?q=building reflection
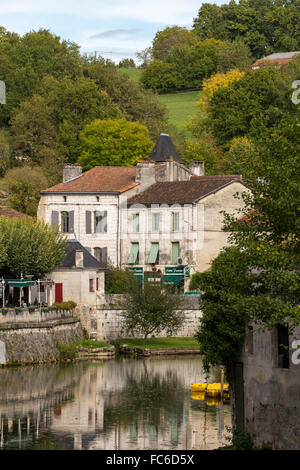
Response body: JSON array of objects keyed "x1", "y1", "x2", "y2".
[{"x1": 0, "y1": 358, "x2": 231, "y2": 450}]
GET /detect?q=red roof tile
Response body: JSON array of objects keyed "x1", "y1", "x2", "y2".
[
  {"x1": 0, "y1": 207, "x2": 27, "y2": 218},
  {"x1": 128, "y1": 176, "x2": 244, "y2": 205},
  {"x1": 41, "y1": 166, "x2": 138, "y2": 194}
]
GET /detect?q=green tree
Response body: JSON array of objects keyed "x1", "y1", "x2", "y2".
[
  {"x1": 0, "y1": 216, "x2": 66, "y2": 278},
  {"x1": 105, "y1": 267, "x2": 136, "y2": 294},
  {"x1": 193, "y1": 0, "x2": 300, "y2": 59},
  {"x1": 118, "y1": 58, "x2": 136, "y2": 68},
  {"x1": 216, "y1": 40, "x2": 253, "y2": 73},
  {"x1": 0, "y1": 129, "x2": 12, "y2": 177},
  {"x1": 2, "y1": 166, "x2": 48, "y2": 216},
  {"x1": 78, "y1": 118, "x2": 153, "y2": 169},
  {"x1": 152, "y1": 26, "x2": 198, "y2": 61},
  {"x1": 119, "y1": 279, "x2": 185, "y2": 345},
  {"x1": 0, "y1": 28, "x2": 82, "y2": 125},
  {"x1": 194, "y1": 113, "x2": 300, "y2": 374}
]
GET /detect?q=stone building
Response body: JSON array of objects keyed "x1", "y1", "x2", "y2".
[{"x1": 37, "y1": 134, "x2": 247, "y2": 289}]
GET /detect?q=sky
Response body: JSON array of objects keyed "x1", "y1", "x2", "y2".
[{"x1": 0, "y1": 0, "x2": 227, "y2": 63}]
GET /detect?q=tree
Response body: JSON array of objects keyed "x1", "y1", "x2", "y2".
[
  {"x1": 220, "y1": 136, "x2": 258, "y2": 176},
  {"x1": 0, "y1": 28, "x2": 82, "y2": 125},
  {"x1": 2, "y1": 166, "x2": 48, "y2": 216},
  {"x1": 119, "y1": 279, "x2": 185, "y2": 345},
  {"x1": 78, "y1": 118, "x2": 153, "y2": 169},
  {"x1": 118, "y1": 58, "x2": 136, "y2": 68},
  {"x1": 136, "y1": 47, "x2": 153, "y2": 68},
  {"x1": 152, "y1": 26, "x2": 198, "y2": 61},
  {"x1": 198, "y1": 69, "x2": 245, "y2": 112},
  {"x1": 193, "y1": 0, "x2": 300, "y2": 59},
  {"x1": 216, "y1": 40, "x2": 252, "y2": 73},
  {"x1": 105, "y1": 266, "x2": 136, "y2": 294},
  {"x1": 0, "y1": 216, "x2": 66, "y2": 279},
  {"x1": 194, "y1": 113, "x2": 300, "y2": 374},
  {"x1": 0, "y1": 129, "x2": 12, "y2": 177}
]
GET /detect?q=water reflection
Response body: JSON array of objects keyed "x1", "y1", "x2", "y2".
[{"x1": 0, "y1": 357, "x2": 231, "y2": 450}]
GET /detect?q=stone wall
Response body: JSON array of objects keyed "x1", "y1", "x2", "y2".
[
  {"x1": 0, "y1": 318, "x2": 84, "y2": 365},
  {"x1": 0, "y1": 308, "x2": 74, "y2": 326},
  {"x1": 77, "y1": 295, "x2": 202, "y2": 341},
  {"x1": 240, "y1": 325, "x2": 300, "y2": 450}
]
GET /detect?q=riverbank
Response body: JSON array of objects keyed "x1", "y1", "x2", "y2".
[{"x1": 114, "y1": 337, "x2": 200, "y2": 357}]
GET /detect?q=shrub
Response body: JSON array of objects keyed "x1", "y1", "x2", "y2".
[{"x1": 52, "y1": 301, "x2": 77, "y2": 310}]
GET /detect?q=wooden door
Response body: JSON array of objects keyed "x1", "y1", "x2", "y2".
[{"x1": 55, "y1": 283, "x2": 63, "y2": 303}]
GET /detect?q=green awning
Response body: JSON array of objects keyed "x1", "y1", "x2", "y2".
[
  {"x1": 5, "y1": 279, "x2": 35, "y2": 287},
  {"x1": 128, "y1": 243, "x2": 139, "y2": 264},
  {"x1": 148, "y1": 243, "x2": 159, "y2": 264},
  {"x1": 161, "y1": 274, "x2": 183, "y2": 285}
]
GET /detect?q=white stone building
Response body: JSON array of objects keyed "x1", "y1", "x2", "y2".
[{"x1": 37, "y1": 134, "x2": 247, "y2": 291}]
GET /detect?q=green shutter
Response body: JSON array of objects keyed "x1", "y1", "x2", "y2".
[
  {"x1": 172, "y1": 242, "x2": 180, "y2": 264},
  {"x1": 133, "y1": 214, "x2": 139, "y2": 233},
  {"x1": 173, "y1": 212, "x2": 179, "y2": 231},
  {"x1": 128, "y1": 243, "x2": 139, "y2": 264},
  {"x1": 152, "y1": 213, "x2": 159, "y2": 232},
  {"x1": 148, "y1": 243, "x2": 159, "y2": 264}
]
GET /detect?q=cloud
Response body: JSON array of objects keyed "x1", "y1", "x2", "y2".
[{"x1": 88, "y1": 28, "x2": 140, "y2": 40}]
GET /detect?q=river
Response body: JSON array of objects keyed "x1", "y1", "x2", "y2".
[{"x1": 0, "y1": 356, "x2": 231, "y2": 450}]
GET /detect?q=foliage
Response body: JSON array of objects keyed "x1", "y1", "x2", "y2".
[
  {"x1": 198, "y1": 69, "x2": 245, "y2": 112},
  {"x1": 78, "y1": 118, "x2": 153, "y2": 169},
  {"x1": 55, "y1": 342, "x2": 77, "y2": 361},
  {"x1": 136, "y1": 47, "x2": 153, "y2": 68},
  {"x1": 225, "y1": 427, "x2": 253, "y2": 450},
  {"x1": 2, "y1": 166, "x2": 48, "y2": 216},
  {"x1": 193, "y1": 0, "x2": 300, "y2": 59},
  {"x1": 105, "y1": 267, "x2": 136, "y2": 294},
  {"x1": 52, "y1": 301, "x2": 77, "y2": 310},
  {"x1": 216, "y1": 40, "x2": 253, "y2": 73},
  {"x1": 0, "y1": 216, "x2": 66, "y2": 278},
  {"x1": 118, "y1": 58, "x2": 136, "y2": 68},
  {"x1": 220, "y1": 136, "x2": 258, "y2": 176},
  {"x1": 141, "y1": 39, "x2": 224, "y2": 93},
  {"x1": 0, "y1": 28, "x2": 82, "y2": 125},
  {"x1": 152, "y1": 26, "x2": 198, "y2": 61},
  {"x1": 0, "y1": 129, "x2": 12, "y2": 177},
  {"x1": 118, "y1": 278, "x2": 185, "y2": 344},
  {"x1": 194, "y1": 114, "x2": 300, "y2": 373},
  {"x1": 183, "y1": 137, "x2": 224, "y2": 174}
]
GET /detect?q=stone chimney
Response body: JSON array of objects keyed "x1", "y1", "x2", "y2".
[
  {"x1": 166, "y1": 156, "x2": 175, "y2": 181},
  {"x1": 189, "y1": 161, "x2": 205, "y2": 177},
  {"x1": 75, "y1": 250, "x2": 84, "y2": 268},
  {"x1": 63, "y1": 164, "x2": 82, "y2": 183},
  {"x1": 135, "y1": 161, "x2": 156, "y2": 188}
]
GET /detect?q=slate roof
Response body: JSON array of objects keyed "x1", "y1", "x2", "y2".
[
  {"x1": 128, "y1": 175, "x2": 244, "y2": 206},
  {"x1": 0, "y1": 207, "x2": 27, "y2": 218},
  {"x1": 41, "y1": 166, "x2": 138, "y2": 194},
  {"x1": 146, "y1": 134, "x2": 183, "y2": 164},
  {"x1": 56, "y1": 240, "x2": 106, "y2": 270},
  {"x1": 252, "y1": 51, "x2": 300, "y2": 67}
]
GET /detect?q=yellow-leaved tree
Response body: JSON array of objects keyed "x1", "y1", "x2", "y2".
[{"x1": 198, "y1": 69, "x2": 245, "y2": 112}]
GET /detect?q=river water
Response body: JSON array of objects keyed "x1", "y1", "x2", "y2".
[{"x1": 0, "y1": 356, "x2": 231, "y2": 450}]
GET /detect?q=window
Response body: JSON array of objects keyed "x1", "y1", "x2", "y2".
[
  {"x1": 63, "y1": 196, "x2": 67, "y2": 202},
  {"x1": 172, "y1": 242, "x2": 180, "y2": 265},
  {"x1": 152, "y1": 213, "x2": 159, "y2": 232},
  {"x1": 148, "y1": 243, "x2": 159, "y2": 264},
  {"x1": 172, "y1": 212, "x2": 179, "y2": 232},
  {"x1": 277, "y1": 324, "x2": 289, "y2": 368},
  {"x1": 94, "y1": 247, "x2": 107, "y2": 264},
  {"x1": 94, "y1": 211, "x2": 107, "y2": 233},
  {"x1": 245, "y1": 326, "x2": 254, "y2": 355},
  {"x1": 61, "y1": 211, "x2": 70, "y2": 233},
  {"x1": 133, "y1": 213, "x2": 139, "y2": 233},
  {"x1": 89, "y1": 279, "x2": 94, "y2": 292},
  {"x1": 128, "y1": 243, "x2": 139, "y2": 264},
  {"x1": 96, "y1": 278, "x2": 99, "y2": 291}
]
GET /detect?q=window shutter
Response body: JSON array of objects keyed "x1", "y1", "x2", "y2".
[
  {"x1": 69, "y1": 211, "x2": 74, "y2": 233},
  {"x1": 101, "y1": 247, "x2": 108, "y2": 264},
  {"x1": 51, "y1": 211, "x2": 59, "y2": 228},
  {"x1": 86, "y1": 211, "x2": 91, "y2": 234}
]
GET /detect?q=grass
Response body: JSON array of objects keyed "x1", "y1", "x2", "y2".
[
  {"x1": 119, "y1": 67, "x2": 202, "y2": 136},
  {"x1": 157, "y1": 90, "x2": 200, "y2": 132},
  {"x1": 118, "y1": 68, "x2": 143, "y2": 84},
  {"x1": 117, "y1": 336, "x2": 200, "y2": 350},
  {"x1": 76, "y1": 339, "x2": 112, "y2": 349}
]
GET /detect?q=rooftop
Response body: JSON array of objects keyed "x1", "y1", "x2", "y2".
[
  {"x1": 128, "y1": 175, "x2": 244, "y2": 206},
  {"x1": 252, "y1": 51, "x2": 300, "y2": 67},
  {"x1": 41, "y1": 166, "x2": 138, "y2": 194},
  {"x1": 0, "y1": 207, "x2": 27, "y2": 218},
  {"x1": 56, "y1": 240, "x2": 106, "y2": 270},
  {"x1": 146, "y1": 134, "x2": 184, "y2": 164}
]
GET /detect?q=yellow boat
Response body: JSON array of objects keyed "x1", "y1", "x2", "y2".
[
  {"x1": 191, "y1": 391, "x2": 205, "y2": 401},
  {"x1": 191, "y1": 383, "x2": 207, "y2": 392},
  {"x1": 206, "y1": 383, "x2": 230, "y2": 397},
  {"x1": 206, "y1": 397, "x2": 221, "y2": 406}
]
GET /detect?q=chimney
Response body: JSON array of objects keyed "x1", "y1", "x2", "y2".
[
  {"x1": 75, "y1": 250, "x2": 84, "y2": 268},
  {"x1": 63, "y1": 164, "x2": 82, "y2": 183},
  {"x1": 166, "y1": 156, "x2": 175, "y2": 181},
  {"x1": 135, "y1": 161, "x2": 156, "y2": 188},
  {"x1": 189, "y1": 161, "x2": 205, "y2": 177}
]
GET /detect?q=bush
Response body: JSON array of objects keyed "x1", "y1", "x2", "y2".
[
  {"x1": 52, "y1": 301, "x2": 77, "y2": 310},
  {"x1": 55, "y1": 342, "x2": 77, "y2": 362}
]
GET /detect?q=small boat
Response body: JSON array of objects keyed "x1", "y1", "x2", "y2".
[{"x1": 191, "y1": 383, "x2": 207, "y2": 392}]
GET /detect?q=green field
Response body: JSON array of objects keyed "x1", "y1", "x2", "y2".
[
  {"x1": 118, "y1": 67, "x2": 143, "y2": 84},
  {"x1": 118, "y1": 337, "x2": 200, "y2": 350},
  {"x1": 157, "y1": 90, "x2": 200, "y2": 132}
]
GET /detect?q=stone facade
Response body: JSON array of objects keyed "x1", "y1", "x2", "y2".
[{"x1": 239, "y1": 325, "x2": 300, "y2": 449}]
